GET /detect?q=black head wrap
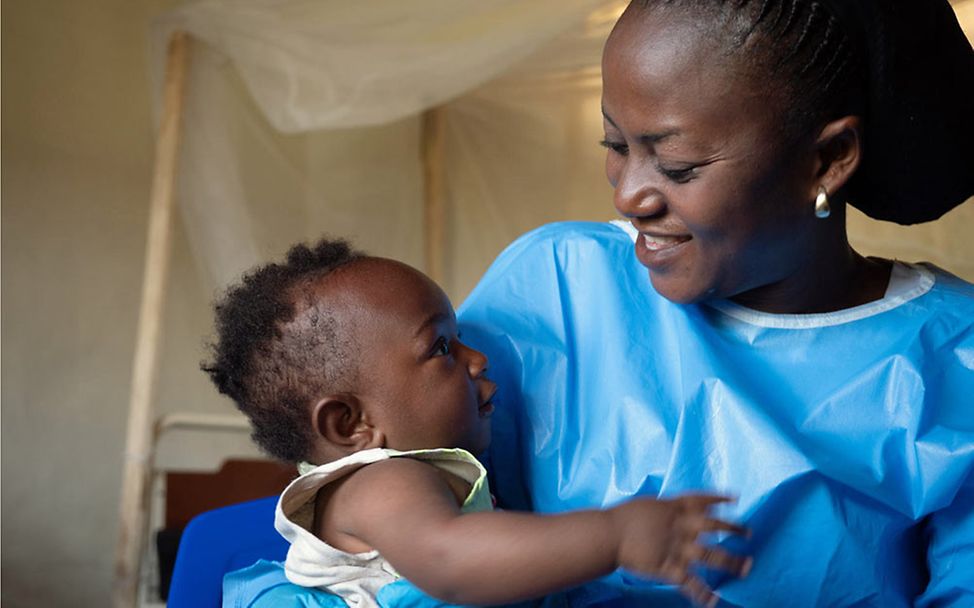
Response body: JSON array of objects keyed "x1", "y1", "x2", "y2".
[{"x1": 818, "y1": 0, "x2": 974, "y2": 224}]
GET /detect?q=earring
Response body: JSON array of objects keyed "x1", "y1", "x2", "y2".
[{"x1": 814, "y1": 186, "x2": 831, "y2": 219}]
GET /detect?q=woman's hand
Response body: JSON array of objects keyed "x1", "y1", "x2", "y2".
[{"x1": 609, "y1": 494, "x2": 752, "y2": 607}]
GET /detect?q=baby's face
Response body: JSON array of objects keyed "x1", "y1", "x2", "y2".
[{"x1": 321, "y1": 259, "x2": 496, "y2": 455}]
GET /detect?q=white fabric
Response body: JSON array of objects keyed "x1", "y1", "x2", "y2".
[
  {"x1": 884, "y1": 257, "x2": 928, "y2": 299},
  {"x1": 151, "y1": 0, "x2": 609, "y2": 133},
  {"x1": 706, "y1": 263, "x2": 933, "y2": 329},
  {"x1": 148, "y1": 1, "x2": 627, "y2": 295},
  {"x1": 277, "y1": 449, "x2": 395, "y2": 608},
  {"x1": 276, "y1": 448, "x2": 488, "y2": 608}
]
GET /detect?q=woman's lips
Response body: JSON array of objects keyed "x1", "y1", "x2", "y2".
[
  {"x1": 635, "y1": 232, "x2": 692, "y2": 268},
  {"x1": 642, "y1": 233, "x2": 692, "y2": 251}
]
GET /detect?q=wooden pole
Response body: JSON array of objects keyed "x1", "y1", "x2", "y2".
[
  {"x1": 421, "y1": 107, "x2": 447, "y2": 285},
  {"x1": 113, "y1": 30, "x2": 190, "y2": 608}
]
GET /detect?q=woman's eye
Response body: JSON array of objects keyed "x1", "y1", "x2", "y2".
[
  {"x1": 658, "y1": 165, "x2": 698, "y2": 184},
  {"x1": 599, "y1": 139, "x2": 629, "y2": 156},
  {"x1": 432, "y1": 337, "x2": 451, "y2": 357}
]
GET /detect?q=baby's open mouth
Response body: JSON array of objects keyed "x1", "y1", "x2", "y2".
[{"x1": 479, "y1": 387, "x2": 497, "y2": 417}]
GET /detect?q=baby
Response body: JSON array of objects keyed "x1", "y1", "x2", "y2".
[{"x1": 203, "y1": 238, "x2": 751, "y2": 608}]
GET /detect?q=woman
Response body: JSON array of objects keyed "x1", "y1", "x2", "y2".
[{"x1": 459, "y1": 1, "x2": 974, "y2": 606}]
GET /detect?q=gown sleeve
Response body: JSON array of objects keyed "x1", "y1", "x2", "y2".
[
  {"x1": 915, "y1": 301, "x2": 974, "y2": 607},
  {"x1": 915, "y1": 474, "x2": 974, "y2": 607}
]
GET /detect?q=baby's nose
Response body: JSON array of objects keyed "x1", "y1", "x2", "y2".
[{"x1": 464, "y1": 344, "x2": 489, "y2": 378}]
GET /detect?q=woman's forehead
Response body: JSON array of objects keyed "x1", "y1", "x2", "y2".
[
  {"x1": 605, "y1": 7, "x2": 746, "y2": 95},
  {"x1": 602, "y1": 7, "x2": 775, "y2": 146}
]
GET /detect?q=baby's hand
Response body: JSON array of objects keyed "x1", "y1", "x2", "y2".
[{"x1": 609, "y1": 494, "x2": 751, "y2": 607}]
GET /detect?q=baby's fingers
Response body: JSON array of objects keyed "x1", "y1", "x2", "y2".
[
  {"x1": 677, "y1": 513, "x2": 749, "y2": 540},
  {"x1": 678, "y1": 494, "x2": 736, "y2": 511},
  {"x1": 682, "y1": 573, "x2": 719, "y2": 608},
  {"x1": 701, "y1": 517, "x2": 750, "y2": 538},
  {"x1": 690, "y1": 545, "x2": 753, "y2": 577}
]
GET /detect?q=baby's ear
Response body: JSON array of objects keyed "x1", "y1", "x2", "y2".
[{"x1": 311, "y1": 395, "x2": 384, "y2": 453}]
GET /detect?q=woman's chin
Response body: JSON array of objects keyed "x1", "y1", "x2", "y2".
[{"x1": 646, "y1": 270, "x2": 715, "y2": 305}]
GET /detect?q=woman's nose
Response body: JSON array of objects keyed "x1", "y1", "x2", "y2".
[{"x1": 612, "y1": 159, "x2": 665, "y2": 219}]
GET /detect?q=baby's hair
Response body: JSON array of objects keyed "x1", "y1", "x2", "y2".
[{"x1": 202, "y1": 238, "x2": 365, "y2": 462}]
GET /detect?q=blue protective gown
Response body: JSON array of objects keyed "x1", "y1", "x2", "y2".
[
  {"x1": 223, "y1": 559, "x2": 509, "y2": 608},
  {"x1": 456, "y1": 221, "x2": 974, "y2": 607}
]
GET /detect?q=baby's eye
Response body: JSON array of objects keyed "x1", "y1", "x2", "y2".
[{"x1": 432, "y1": 337, "x2": 451, "y2": 357}]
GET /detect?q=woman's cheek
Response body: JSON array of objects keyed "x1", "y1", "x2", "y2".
[{"x1": 605, "y1": 154, "x2": 621, "y2": 188}]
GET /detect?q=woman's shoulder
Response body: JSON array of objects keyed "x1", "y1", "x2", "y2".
[
  {"x1": 909, "y1": 262, "x2": 974, "y2": 327},
  {"x1": 498, "y1": 220, "x2": 630, "y2": 258},
  {"x1": 476, "y1": 221, "x2": 632, "y2": 280},
  {"x1": 921, "y1": 262, "x2": 974, "y2": 299},
  {"x1": 460, "y1": 221, "x2": 640, "y2": 315},
  {"x1": 515, "y1": 219, "x2": 629, "y2": 241}
]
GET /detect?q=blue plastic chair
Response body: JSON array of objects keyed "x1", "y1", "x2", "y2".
[{"x1": 168, "y1": 495, "x2": 289, "y2": 608}]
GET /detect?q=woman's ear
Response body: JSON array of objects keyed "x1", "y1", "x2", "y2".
[
  {"x1": 311, "y1": 395, "x2": 385, "y2": 453},
  {"x1": 813, "y1": 115, "x2": 862, "y2": 196}
]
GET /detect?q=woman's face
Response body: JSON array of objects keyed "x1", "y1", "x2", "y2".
[{"x1": 601, "y1": 6, "x2": 821, "y2": 304}]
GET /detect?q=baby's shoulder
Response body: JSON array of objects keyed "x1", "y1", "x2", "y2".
[
  {"x1": 334, "y1": 456, "x2": 465, "y2": 512},
  {"x1": 316, "y1": 457, "x2": 456, "y2": 551},
  {"x1": 342, "y1": 456, "x2": 443, "y2": 492}
]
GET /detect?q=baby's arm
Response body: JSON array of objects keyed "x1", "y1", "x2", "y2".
[{"x1": 327, "y1": 458, "x2": 749, "y2": 606}]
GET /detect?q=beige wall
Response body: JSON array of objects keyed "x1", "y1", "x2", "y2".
[
  {"x1": 1, "y1": 3, "x2": 422, "y2": 605},
  {"x1": 1, "y1": 1, "x2": 181, "y2": 605}
]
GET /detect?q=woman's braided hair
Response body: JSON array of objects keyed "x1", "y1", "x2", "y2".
[
  {"x1": 202, "y1": 239, "x2": 364, "y2": 462},
  {"x1": 631, "y1": 0, "x2": 974, "y2": 223},
  {"x1": 636, "y1": 0, "x2": 864, "y2": 143}
]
